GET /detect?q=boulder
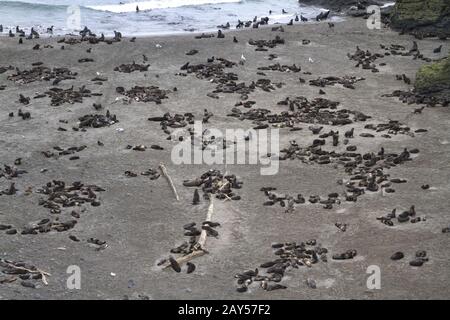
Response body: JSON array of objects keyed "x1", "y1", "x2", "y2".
[{"x1": 390, "y1": 0, "x2": 450, "y2": 37}]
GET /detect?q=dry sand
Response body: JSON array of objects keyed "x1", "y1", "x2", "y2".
[{"x1": 0, "y1": 17, "x2": 449, "y2": 299}]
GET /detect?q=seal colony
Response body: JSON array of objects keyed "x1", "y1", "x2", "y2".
[{"x1": 0, "y1": 8, "x2": 449, "y2": 300}]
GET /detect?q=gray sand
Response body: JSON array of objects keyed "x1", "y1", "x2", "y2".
[{"x1": 0, "y1": 18, "x2": 449, "y2": 300}]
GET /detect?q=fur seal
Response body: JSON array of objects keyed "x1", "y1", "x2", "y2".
[
  {"x1": 301, "y1": 15, "x2": 308, "y2": 22},
  {"x1": 186, "y1": 262, "x2": 195, "y2": 274},
  {"x1": 217, "y1": 30, "x2": 224, "y2": 38},
  {"x1": 316, "y1": 10, "x2": 330, "y2": 21}
]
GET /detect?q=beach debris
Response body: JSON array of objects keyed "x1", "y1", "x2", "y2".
[
  {"x1": 161, "y1": 197, "x2": 216, "y2": 272},
  {"x1": 116, "y1": 85, "x2": 171, "y2": 104}
]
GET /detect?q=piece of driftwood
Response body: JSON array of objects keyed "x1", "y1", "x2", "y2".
[
  {"x1": 164, "y1": 197, "x2": 214, "y2": 269},
  {"x1": 159, "y1": 162, "x2": 179, "y2": 201}
]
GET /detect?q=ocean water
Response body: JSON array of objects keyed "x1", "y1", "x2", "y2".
[{"x1": 0, "y1": 0, "x2": 334, "y2": 36}]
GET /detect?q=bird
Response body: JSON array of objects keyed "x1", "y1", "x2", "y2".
[
  {"x1": 155, "y1": 43, "x2": 162, "y2": 48},
  {"x1": 308, "y1": 57, "x2": 314, "y2": 63},
  {"x1": 47, "y1": 26, "x2": 54, "y2": 33},
  {"x1": 143, "y1": 54, "x2": 148, "y2": 62}
]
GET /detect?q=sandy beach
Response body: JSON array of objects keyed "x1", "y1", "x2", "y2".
[{"x1": 0, "y1": 17, "x2": 449, "y2": 300}]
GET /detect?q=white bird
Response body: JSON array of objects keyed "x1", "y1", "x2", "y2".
[
  {"x1": 308, "y1": 57, "x2": 314, "y2": 63},
  {"x1": 156, "y1": 43, "x2": 162, "y2": 48},
  {"x1": 96, "y1": 71, "x2": 101, "y2": 76}
]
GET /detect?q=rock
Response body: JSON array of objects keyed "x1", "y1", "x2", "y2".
[{"x1": 390, "y1": 0, "x2": 450, "y2": 37}]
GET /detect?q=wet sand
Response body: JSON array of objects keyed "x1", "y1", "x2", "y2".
[{"x1": 0, "y1": 17, "x2": 449, "y2": 299}]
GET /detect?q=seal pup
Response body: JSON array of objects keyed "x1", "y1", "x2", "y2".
[
  {"x1": 9, "y1": 30, "x2": 14, "y2": 37},
  {"x1": 136, "y1": 5, "x2": 139, "y2": 12},
  {"x1": 233, "y1": 36, "x2": 238, "y2": 43},
  {"x1": 287, "y1": 19, "x2": 293, "y2": 26},
  {"x1": 0, "y1": 25, "x2": 3, "y2": 33},
  {"x1": 301, "y1": 15, "x2": 308, "y2": 22},
  {"x1": 282, "y1": 9, "x2": 287, "y2": 14},
  {"x1": 192, "y1": 189, "x2": 200, "y2": 205},
  {"x1": 217, "y1": 30, "x2": 225, "y2": 38},
  {"x1": 295, "y1": 15, "x2": 299, "y2": 22},
  {"x1": 47, "y1": 26, "x2": 54, "y2": 33}
]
